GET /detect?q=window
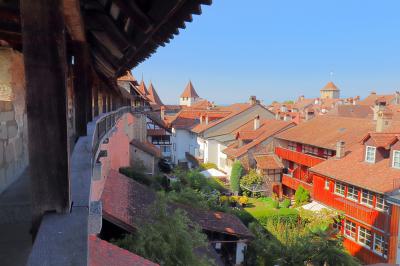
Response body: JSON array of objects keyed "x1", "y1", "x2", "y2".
[
  {"x1": 393, "y1": 150, "x2": 400, "y2": 168},
  {"x1": 376, "y1": 195, "x2": 389, "y2": 212},
  {"x1": 288, "y1": 142, "x2": 296, "y2": 151},
  {"x1": 334, "y1": 182, "x2": 345, "y2": 197},
  {"x1": 302, "y1": 145, "x2": 318, "y2": 155},
  {"x1": 361, "y1": 190, "x2": 374, "y2": 207},
  {"x1": 344, "y1": 220, "x2": 356, "y2": 240},
  {"x1": 333, "y1": 220, "x2": 342, "y2": 232},
  {"x1": 373, "y1": 234, "x2": 388, "y2": 258},
  {"x1": 358, "y1": 227, "x2": 372, "y2": 248},
  {"x1": 324, "y1": 179, "x2": 330, "y2": 190},
  {"x1": 365, "y1": 146, "x2": 376, "y2": 163},
  {"x1": 347, "y1": 186, "x2": 359, "y2": 202},
  {"x1": 323, "y1": 149, "x2": 334, "y2": 158}
]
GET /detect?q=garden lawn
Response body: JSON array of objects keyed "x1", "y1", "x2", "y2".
[{"x1": 244, "y1": 197, "x2": 298, "y2": 221}]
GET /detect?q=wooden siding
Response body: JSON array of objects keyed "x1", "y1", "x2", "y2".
[
  {"x1": 313, "y1": 173, "x2": 390, "y2": 230},
  {"x1": 282, "y1": 174, "x2": 313, "y2": 193},
  {"x1": 343, "y1": 238, "x2": 386, "y2": 265},
  {"x1": 275, "y1": 147, "x2": 325, "y2": 168}
]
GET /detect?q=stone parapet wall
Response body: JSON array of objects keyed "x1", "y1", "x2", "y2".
[{"x1": 0, "y1": 47, "x2": 29, "y2": 194}]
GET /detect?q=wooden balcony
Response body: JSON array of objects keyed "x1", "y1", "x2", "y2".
[
  {"x1": 282, "y1": 174, "x2": 313, "y2": 192},
  {"x1": 275, "y1": 147, "x2": 325, "y2": 167}
]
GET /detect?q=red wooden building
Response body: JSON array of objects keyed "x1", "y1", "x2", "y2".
[{"x1": 274, "y1": 106, "x2": 400, "y2": 264}]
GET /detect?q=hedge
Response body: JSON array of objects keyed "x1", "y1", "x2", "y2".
[{"x1": 230, "y1": 161, "x2": 244, "y2": 193}]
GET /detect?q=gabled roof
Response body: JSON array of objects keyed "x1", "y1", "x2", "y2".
[
  {"x1": 147, "y1": 83, "x2": 164, "y2": 106},
  {"x1": 101, "y1": 170, "x2": 253, "y2": 239},
  {"x1": 130, "y1": 139, "x2": 162, "y2": 158},
  {"x1": 320, "y1": 81, "x2": 339, "y2": 91},
  {"x1": 255, "y1": 154, "x2": 284, "y2": 170},
  {"x1": 361, "y1": 132, "x2": 400, "y2": 149},
  {"x1": 310, "y1": 143, "x2": 400, "y2": 193},
  {"x1": 358, "y1": 93, "x2": 396, "y2": 106},
  {"x1": 180, "y1": 81, "x2": 199, "y2": 98},
  {"x1": 138, "y1": 80, "x2": 149, "y2": 96},
  {"x1": 89, "y1": 235, "x2": 158, "y2": 266},
  {"x1": 327, "y1": 105, "x2": 373, "y2": 119},
  {"x1": 223, "y1": 119, "x2": 294, "y2": 158},
  {"x1": 117, "y1": 71, "x2": 137, "y2": 83},
  {"x1": 275, "y1": 116, "x2": 376, "y2": 150}
]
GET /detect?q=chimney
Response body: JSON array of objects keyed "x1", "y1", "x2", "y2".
[
  {"x1": 200, "y1": 115, "x2": 203, "y2": 124},
  {"x1": 205, "y1": 115, "x2": 209, "y2": 125},
  {"x1": 373, "y1": 99, "x2": 386, "y2": 121},
  {"x1": 160, "y1": 106, "x2": 165, "y2": 120},
  {"x1": 336, "y1": 141, "x2": 345, "y2": 159},
  {"x1": 254, "y1": 115, "x2": 260, "y2": 130},
  {"x1": 275, "y1": 112, "x2": 280, "y2": 120},
  {"x1": 376, "y1": 109, "x2": 393, "y2": 132},
  {"x1": 396, "y1": 91, "x2": 400, "y2": 104},
  {"x1": 249, "y1": 96, "x2": 257, "y2": 105}
]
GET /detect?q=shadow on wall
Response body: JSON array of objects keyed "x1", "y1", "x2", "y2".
[{"x1": 0, "y1": 47, "x2": 29, "y2": 195}]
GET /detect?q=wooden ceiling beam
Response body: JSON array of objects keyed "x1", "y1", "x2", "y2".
[{"x1": 112, "y1": 0, "x2": 153, "y2": 33}]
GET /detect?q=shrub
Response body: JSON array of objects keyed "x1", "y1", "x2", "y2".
[
  {"x1": 271, "y1": 199, "x2": 279, "y2": 209},
  {"x1": 230, "y1": 161, "x2": 244, "y2": 193},
  {"x1": 200, "y1": 162, "x2": 218, "y2": 170},
  {"x1": 239, "y1": 196, "x2": 249, "y2": 206},
  {"x1": 187, "y1": 170, "x2": 207, "y2": 190},
  {"x1": 257, "y1": 208, "x2": 299, "y2": 226},
  {"x1": 280, "y1": 198, "x2": 291, "y2": 208},
  {"x1": 119, "y1": 167, "x2": 152, "y2": 186},
  {"x1": 295, "y1": 185, "x2": 310, "y2": 206}
]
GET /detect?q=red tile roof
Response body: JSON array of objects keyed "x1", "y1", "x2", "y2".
[
  {"x1": 146, "y1": 83, "x2": 163, "y2": 106},
  {"x1": 255, "y1": 154, "x2": 284, "y2": 170},
  {"x1": 320, "y1": 81, "x2": 339, "y2": 91},
  {"x1": 310, "y1": 143, "x2": 400, "y2": 193},
  {"x1": 358, "y1": 93, "x2": 396, "y2": 106},
  {"x1": 117, "y1": 71, "x2": 136, "y2": 83},
  {"x1": 361, "y1": 132, "x2": 400, "y2": 149},
  {"x1": 101, "y1": 170, "x2": 253, "y2": 238},
  {"x1": 89, "y1": 235, "x2": 158, "y2": 266},
  {"x1": 180, "y1": 81, "x2": 199, "y2": 98},
  {"x1": 224, "y1": 119, "x2": 294, "y2": 158},
  {"x1": 138, "y1": 80, "x2": 149, "y2": 96},
  {"x1": 276, "y1": 116, "x2": 376, "y2": 150},
  {"x1": 130, "y1": 140, "x2": 162, "y2": 158}
]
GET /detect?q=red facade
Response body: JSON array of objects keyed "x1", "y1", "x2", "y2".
[
  {"x1": 313, "y1": 172, "x2": 397, "y2": 264},
  {"x1": 275, "y1": 147, "x2": 325, "y2": 168}
]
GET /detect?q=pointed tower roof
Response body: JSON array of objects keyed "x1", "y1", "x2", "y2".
[
  {"x1": 118, "y1": 71, "x2": 135, "y2": 82},
  {"x1": 138, "y1": 80, "x2": 149, "y2": 96},
  {"x1": 147, "y1": 82, "x2": 164, "y2": 106},
  {"x1": 180, "y1": 81, "x2": 199, "y2": 98},
  {"x1": 321, "y1": 81, "x2": 339, "y2": 91}
]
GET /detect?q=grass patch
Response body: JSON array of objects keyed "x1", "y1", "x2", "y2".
[{"x1": 244, "y1": 197, "x2": 298, "y2": 223}]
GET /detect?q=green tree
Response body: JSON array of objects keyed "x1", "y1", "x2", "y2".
[
  {"x1": 230, "y1": 161, "x2": 244, "y2": 193},
  {"x1": 113, "y1": 197, "x2": 212, "y2": 266},
  {"x1": 240, "y1": 169, "x2": 264, "y2": 197},
  {"x1": 294, "y1": 185, "x2": 310, "y2": 206}
]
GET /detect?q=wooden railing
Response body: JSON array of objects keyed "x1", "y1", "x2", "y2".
[
  {"x1": 275, "y1": 147, "x2": 325, "y2": 167},
  {"x1": 282, "y1": 174, "x2": 313, "y2": 192}
]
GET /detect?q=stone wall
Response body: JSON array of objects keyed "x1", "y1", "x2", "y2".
[{"x1": 0, "y1": 47, "x2": 29, "y2": 194}]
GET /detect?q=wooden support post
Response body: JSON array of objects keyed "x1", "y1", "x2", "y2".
[
  {"x1": 73, "y1": 42, "x2": 90, "y2": 136},
  {"x1": 21, "y1": 0, "x2": 70, "y2": 236},
  {"x1": 102, "y1": 91, "x2": 107, "y2": 113},
  {"x1": 106, "y1": 94, "x2": 111, "y2": 112},
  {"x1": 93, "y1": 82, "x2": 99, "y2": 117},
  {"x1": 86, "y1": 64, "x2": 93, "y2": 122}
]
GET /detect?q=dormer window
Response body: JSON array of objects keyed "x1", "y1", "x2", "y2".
[
  {"x1": 365, "y1": 146, "x2": 376, "y2": 163},
  {"x1": 392, "y1": 150, "x2": 400, "y2": 169}
]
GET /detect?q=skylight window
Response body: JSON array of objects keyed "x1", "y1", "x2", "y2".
[{"x1": 365, "y1": 146, "x2": 376, "y2": 163}]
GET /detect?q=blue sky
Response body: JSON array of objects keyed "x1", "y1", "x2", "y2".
[{"x1": 133, "y1": 0, "x2": 400, "y2": 105}]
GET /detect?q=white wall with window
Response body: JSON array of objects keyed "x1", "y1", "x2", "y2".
[{"x1": 365, "y1": 146, "x2": 376, "y2": 163}]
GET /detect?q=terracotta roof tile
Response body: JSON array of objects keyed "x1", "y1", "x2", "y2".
[
  {"x1": 117, "y1": 71, "x2": 136, "y2": 83},
  {"x1": 101, "y1": 170, "x2": 253, "y2": 238},
  {"x1": 146, "y1": 83, "x2": 163, "y2": 106},
  {"x1": 130, "y1": 140, "x2": 161, "y2": 157},
  {"x1": 361, "y1": 132, "x2": 400, "y2": 149},
  {"x1": 310, "y1": 143, "x2": 400, "y2": 193},
  {"x1": 180, "y1": 81, "x2": 199, "y2": 98},
  {"x1": 138, "y1": 80, "x2": 149, "y2": 96},
  {"x1": 89, "y1": 235, "x2": 158, "y2": 266},
  {"x1": 358, "y1": 93, "x2": 396, "y2": 106},
  {"x1": 224, "y1": 119, "x2": 294, "y2": 158},
  {"x1": 276, "y1": 116, "x2": 376, "y2": 150},
  {"x1": 255, "y1": 154, "x2": 284, "y2": 170},
  {"x1": 320, "y1": 81, "x2": 339, "y2": 91}
]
